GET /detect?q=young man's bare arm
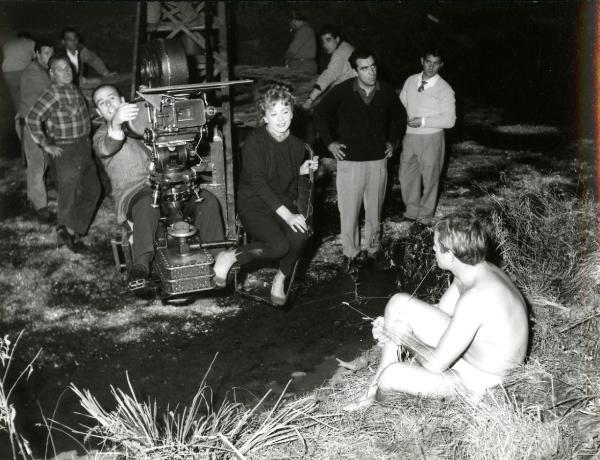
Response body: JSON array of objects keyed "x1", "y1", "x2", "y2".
[
  {"x1": 437, "y1": 280, "x2": 460, "y2": 316},
  {"x1": 426, "y1": 291, "x2": 483, "y2": 373}
]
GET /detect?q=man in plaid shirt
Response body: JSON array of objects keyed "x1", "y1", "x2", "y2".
[{"x1": 26, "y1": 54, "x2": 100, "y2": 251}]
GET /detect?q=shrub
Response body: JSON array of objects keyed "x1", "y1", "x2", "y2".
[
  {"x1": 69, "y1": 363, "x2": 328, "y2": 459},
  {"x1": 489, "y1": 175, "x2": 598, "y2": 311}
]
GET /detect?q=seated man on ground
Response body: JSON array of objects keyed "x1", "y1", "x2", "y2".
[
  {"x1": 344, "y1": 211, "x2": 529, "y2": 410},
  {"x1": 92, "y1": 84, "x2": 225, "y2": 288}
]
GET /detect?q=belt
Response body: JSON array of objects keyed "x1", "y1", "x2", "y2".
[{"x1": 54, "y1": 136, "x2": 89, "y2": 145}]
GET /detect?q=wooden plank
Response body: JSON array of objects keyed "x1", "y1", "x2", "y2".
[{"x1": 217, "y1": 1, "x2": 237, "y2": 238}]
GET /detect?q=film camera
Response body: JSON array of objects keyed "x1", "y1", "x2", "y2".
[{"x1": 111, "y1": 39, "x2": 250, "y2": 298}]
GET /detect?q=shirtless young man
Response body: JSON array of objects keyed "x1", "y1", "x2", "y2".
[{"x1": 344, "y1": 211, "x2": 529, "y2": 410}]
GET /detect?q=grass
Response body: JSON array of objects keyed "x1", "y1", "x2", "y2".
[
  {"x1": 0, "y1": 331, "x2": 39, "y2": 460},
  {"x1": 4, "y1": 158, "x2": 598, "y2": 459},
  {"x1": 66, "y1": 356, "x2": 331, "y2": 459},
  {"x1": 489, "y1": 172, "x2": 597, "y2": 312}
]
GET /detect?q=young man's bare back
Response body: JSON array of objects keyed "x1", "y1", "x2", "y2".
[{"x1": 344, "y1": 213, "x2": 529, "y2": 410}]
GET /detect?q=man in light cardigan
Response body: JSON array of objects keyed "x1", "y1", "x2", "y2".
[{"x1": 399, "y1": 49, "x2": 456, "y2": 224}]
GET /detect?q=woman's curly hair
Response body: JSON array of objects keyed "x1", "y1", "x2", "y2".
[{"x1": 256, "y1": 83, "x2": 296, "y2": 120}]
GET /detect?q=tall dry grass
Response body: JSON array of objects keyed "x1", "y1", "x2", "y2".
[
  {"x1": 489, "y1": 173, "x2": 597, "y2": 312},
  {"x1": 0, "y1": 332, "x2": 39, "y2": 460},
  {"x1": 385, "y1": 223, "x2": 451, "y2": 302},
  {"x1": 68, "y1": 359, "x2": 331, "y2": 459}
]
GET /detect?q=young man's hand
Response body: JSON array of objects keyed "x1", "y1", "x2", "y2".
[
  {"x1": 385, "y1": 142, "x2": 393, "y2": 158},
  {"x1": 301, "y1": 98, "x2": 313, "y2": 111},
  {"x1": 328, "y1": 142, "x2": 346, "y2": 160}
]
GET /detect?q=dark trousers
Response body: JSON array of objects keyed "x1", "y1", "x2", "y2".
[
  {"x1": 51, "y1": 138, "x2": 101, "y2": 235},
  {"x1": 127, "y1": 187, "x2": 225, "y2": 266},
  {"x1": 127, "y1": 189, "x2": 160, "y2": 267},
  {"x1": 237, "y1": 207, "x2": 309, "y2": 277}
]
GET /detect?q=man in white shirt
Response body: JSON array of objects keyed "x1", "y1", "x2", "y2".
[
  {"x1": 60, "y1": 27, "x2": 115, "y2": 85},
  {"x1": 398, "y1": 48, "x2": 456, "y2": 224},
  {"x1": 302, "y1": 25, "x2": 355, "y2": 110}
]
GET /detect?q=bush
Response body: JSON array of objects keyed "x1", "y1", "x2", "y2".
[
  {"x1": 385, "y1": 223, "x2": 451, "y2": 303},
  {"x1": 489, "y1": 175, "x2": 598, "y2": 311},
  {"x1": 69, "y1": 363, "x2": 327, "y2": 459}
]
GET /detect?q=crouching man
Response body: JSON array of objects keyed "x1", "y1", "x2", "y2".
[
  {"x1": 92, "y1": 84, "x2": 224, "y2": 289},
  {"x1": 344, "y1": 212, "x2": 529, "y2": 410}
]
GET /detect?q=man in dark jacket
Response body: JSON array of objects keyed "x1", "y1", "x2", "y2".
[{"x1": 314, "y1": 49, "x2": 403, "y2": 271}]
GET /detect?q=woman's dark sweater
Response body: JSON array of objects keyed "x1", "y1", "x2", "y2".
[{"x1": 238, "y1": 125, "x2": 306, "y2": 213}]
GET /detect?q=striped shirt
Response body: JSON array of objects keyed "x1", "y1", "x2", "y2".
[{"x1": 25, "y1": 83, "x2": 90, "y2": 146}]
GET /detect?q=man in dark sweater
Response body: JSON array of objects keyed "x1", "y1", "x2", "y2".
[{"x1": 314, "y1": 49, "x2": 403, "y2": 271}]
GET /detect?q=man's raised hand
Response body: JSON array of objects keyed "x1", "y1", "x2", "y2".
[{"x1": 111, "y1": 103, "x2": 139, "y2": 130}]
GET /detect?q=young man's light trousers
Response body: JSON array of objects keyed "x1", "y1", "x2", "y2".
[
  {"x1": 399, "y1": 131, "x2": 445, "y2": 220},
  {"x1": 23, "y1": 125, "x2": 48, "y2": 210},
  {"x1": 336, "y1": 158, "x2": 387, "y2": 258}
]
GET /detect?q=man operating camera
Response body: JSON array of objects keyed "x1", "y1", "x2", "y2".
[{"x1": 92, "y1": 84, "x2": 225, "y2": 290}]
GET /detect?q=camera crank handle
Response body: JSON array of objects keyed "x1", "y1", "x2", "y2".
[{"x1": 193, "y1": 189, "x2": 205, "y2": 203}]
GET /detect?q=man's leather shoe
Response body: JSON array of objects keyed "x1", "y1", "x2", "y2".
[
  {"x1": 365, "y1": 252, "x2": 389, "y2": 271},
  {"x1": 56, "y1": 225, "x2": 72, "y2": 247},
  {"x1": 342, "y1": 256, "x2": 358, "y2": 273},
  {"x1": 36, "y1": 207, "x2": 55, "y2": 224},
  {"x1": 128, "y1": 264, "x2": 150, "y2": 292},
  {"x1": 68, "y1": 234, "x2": 87, "y2": 253},
  {"x1": 399, "y1": 216, "x2": 416, "y2": 224}
]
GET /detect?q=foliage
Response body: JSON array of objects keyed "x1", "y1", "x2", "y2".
[
  {"x1": 457, "y1": 388, "x2": 564, "y2": 459},
  {"x1": 489, "y1": 175, "x2": 598, "y2": 310},
  {"x1": 0, "y1": 332, "x2": 39, "y2": 460},
  {"x1": 69, "y1": 360, "x2": 330, "y2": 459},
  {"x1": 385, "y1": 222, "x2": 451, "y2": 303}
]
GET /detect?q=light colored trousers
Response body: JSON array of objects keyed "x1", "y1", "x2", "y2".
[
  {"x1": 399, "y1": 131, "x2": 445, "y2": 220},
  {"x1": 23, "y1": 125, "x2": 48, "y2": 210},
  {"x1": 336, "y1": 158, "x2": 388, "y2": 258},
  {"x1": 3, "y1": 70, "x2": 23, "y2": 140}
]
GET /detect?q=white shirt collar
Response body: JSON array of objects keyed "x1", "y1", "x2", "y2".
[
  {"x1": 66, "y1": 48, "x2": 79, "y2": 70},
  {"x1": 417, "y1": 73, "x2": 440, "y2": 90}
]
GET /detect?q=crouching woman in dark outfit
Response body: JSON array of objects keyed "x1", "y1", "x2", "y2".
[{"x1": 213, "y1": 84, "x2": 319, "y2": 305}]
